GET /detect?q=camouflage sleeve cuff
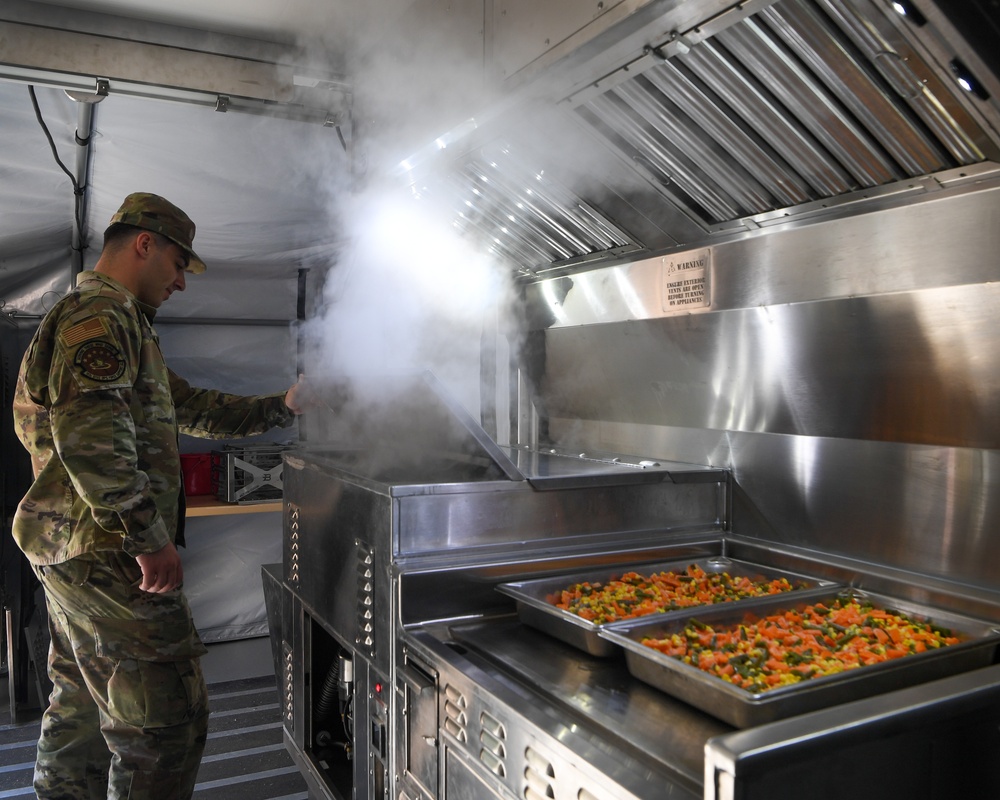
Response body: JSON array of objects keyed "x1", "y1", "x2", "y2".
[
  {"x1": 172, "y1": 379, "x2": 298, "y2": 438},
  {"x1": 268, "y1": 393, "x2": 297, "y2": 428},
  {"x1": 121, "y1": 516, "x2": 172, "y2": 557}
]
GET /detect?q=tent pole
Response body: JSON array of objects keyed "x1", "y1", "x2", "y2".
[{"x1": 67, "y1": 87, "x2": 105, "y2": 277}]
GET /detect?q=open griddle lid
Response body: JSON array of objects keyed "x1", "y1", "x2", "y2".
[
  {"x1": 332, "y1": 370, "x2": 526, "y2": 483},
  {"x1": 316, "y1": 371, "x2": 724, "y2": 489}
]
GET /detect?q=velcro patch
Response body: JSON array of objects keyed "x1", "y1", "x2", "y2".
[
  {"x1": 74, "y1": 340, "x2": 126, "y2": 382},
  {"x1": 62, "y1": 317, "x2": 109, "y2": 347}
]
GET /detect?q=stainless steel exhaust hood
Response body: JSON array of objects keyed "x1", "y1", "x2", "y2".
[{"x1": 397, "y1": 0, "x2": 1000, "y2": 277}]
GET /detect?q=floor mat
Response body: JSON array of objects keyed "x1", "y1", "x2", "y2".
[{"x1": 0, "y1": 675, "x2": 308, "y2": 799}]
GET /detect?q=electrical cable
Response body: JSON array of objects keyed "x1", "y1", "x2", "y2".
[{"x1": 27, "y1": 85, "x2": 88, "y2": 258}]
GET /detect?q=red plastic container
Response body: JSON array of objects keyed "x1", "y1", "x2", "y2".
[{"x1": 180, "y1": 453, "x2": 213, "y2": 496}]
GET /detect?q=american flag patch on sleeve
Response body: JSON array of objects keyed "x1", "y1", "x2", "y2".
[{"x1": 61, "y1": 317, "x2": 108, "y2": 347}]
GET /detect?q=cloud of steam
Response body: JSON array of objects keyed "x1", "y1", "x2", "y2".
[
  {"x1": 307, "y1": 179, "x2": 510, "y2": 361},
  {"x1": 301, "y1": 172, "x2": 518, "y2": 435},
  {"x1": 295, "y1": 3, "x2": 521, "y2": 437}
]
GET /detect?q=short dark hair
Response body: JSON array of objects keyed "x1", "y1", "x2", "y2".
[
  {"x1": 103, "y1": 222, "x2": 145, "y2": 251},
  {"x1": 103, "y1": 224, "x2": 179, "y2": 262}
]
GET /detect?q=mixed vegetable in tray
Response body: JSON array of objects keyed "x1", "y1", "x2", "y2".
[
  {"x1": 640, "y1": 596, "x2": 964, "y2": 693},
  {"x1": 551, "y1": 563, "x2": 806, "y2": 624}
]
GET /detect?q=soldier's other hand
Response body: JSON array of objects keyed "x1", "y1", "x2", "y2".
[{"x1": 136, "y1": 542, "x2": 183, "y2": 593}]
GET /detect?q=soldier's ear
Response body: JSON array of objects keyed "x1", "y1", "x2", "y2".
[{"x1": 135, "y1": 232, "x2": 155, "y2": 259}]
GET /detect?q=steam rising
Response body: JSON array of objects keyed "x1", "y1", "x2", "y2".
[
  {"x1": 304, "y1": 178, "x2": 513, "y2": 393},
  {"x1": 298, "y1": 4, "x2": 520, "y2": 432}
]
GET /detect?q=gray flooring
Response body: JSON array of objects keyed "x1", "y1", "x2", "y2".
[{"x1": 0, "y1": 639, "x2": 308, "y2": 799}]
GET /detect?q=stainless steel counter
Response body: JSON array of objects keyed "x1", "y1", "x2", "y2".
[{"x1": 410, "y1": 616, "x2": 731, "y2": 796}]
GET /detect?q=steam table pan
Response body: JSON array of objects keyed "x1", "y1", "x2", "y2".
[
  {"x1": 599, "y1": 588, "x2": 1000, "y2": 728},
  {"x1": 496, "y1": 556, "x2": 836, "y2": 657}
]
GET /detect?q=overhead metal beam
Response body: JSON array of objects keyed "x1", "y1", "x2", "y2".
[
  {"x1": 1, "y1": 21, "x2": 292, "y2": 100},
  {"x1": 0, "y1": 20, "x2": 351, "y2": 124}
]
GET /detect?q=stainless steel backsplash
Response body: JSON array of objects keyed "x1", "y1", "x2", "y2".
[{"x1": 522, "y1": 179, "x2": 1000, "y2": 588}]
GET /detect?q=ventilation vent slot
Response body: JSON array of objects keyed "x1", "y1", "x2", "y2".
[
  {"x1": 286, "y1": 504, "x2": 300, "y2": 584},
  {"x1": 479, "y1": 710, "x2": 508, "y2": 778},
  {"x1": 355, "y1": 540, "x2": 375, "y2": 658},
  {"x1": 573, "y1": 0, "x2": 992, "y2": 227},
  {"x1": 282, "y1": 641, "x2": 294, "y2": 728},
  {"x1": 443, "y1": 684, "x2": 468, "y2": 743},
  {"x1": 524, "y1": 746, "x2": 556, "y2": 799},
  {"x1": 409, "y1": 140, "x2": 642, "y2": 274}
]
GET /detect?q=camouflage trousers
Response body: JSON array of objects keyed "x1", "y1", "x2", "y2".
[{"x1": 32, "y1": 551, "x2": 209, "y2": 800}]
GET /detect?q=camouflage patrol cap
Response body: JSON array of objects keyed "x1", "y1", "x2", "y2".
[{"x1": 109, "y1": 192, "x2": 207, "y2": 274}]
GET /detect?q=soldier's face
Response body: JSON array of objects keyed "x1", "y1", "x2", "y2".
[{"x1": 138, "y1": 237, "x2": 187, "y2": 307}]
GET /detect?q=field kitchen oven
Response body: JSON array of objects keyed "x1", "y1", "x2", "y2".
[
  {"x1": 264, "y1": 375, "x2": 1000, "y2": 800},
  {"x1": 266, "y1": 1, "x2": 1000, "y2": 799}
]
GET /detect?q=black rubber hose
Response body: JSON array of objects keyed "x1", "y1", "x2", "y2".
[{"x1": 314, "y1": 659, "x2": 340, "y2": 726}]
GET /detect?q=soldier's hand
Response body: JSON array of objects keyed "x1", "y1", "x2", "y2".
[
  {"x1": 136, "y1": 542, "x2": 184, "y2": 593},
  {"x1": 285, "y1": 374, "x2": 350, "y2": 415},
  {"x1": 285, "y1": 373, "x2": 320, "y2": 415}
]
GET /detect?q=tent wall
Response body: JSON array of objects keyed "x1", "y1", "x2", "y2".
[{"x1": 1, "y1": 69, "x2": 353, "y2": 643}]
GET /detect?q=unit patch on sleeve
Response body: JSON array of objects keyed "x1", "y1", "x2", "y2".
[{"x1": 74, "y1": 340, "x2": 126, "y2": 382}]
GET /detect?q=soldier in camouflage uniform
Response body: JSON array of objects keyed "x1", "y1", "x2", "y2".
[{"x1": 12, "y1": 193, "x2": 310, "y2": 799}]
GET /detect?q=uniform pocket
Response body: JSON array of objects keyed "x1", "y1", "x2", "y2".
[
  {"x1": 36, "y1": 555, "x2": 94, "y2": 586},
  {"x1": 92, "y1": 613, "x2": 208, "y2": 729},
  {"x1": 106, "y1": 550, "x2": 144, "y2": 588}
]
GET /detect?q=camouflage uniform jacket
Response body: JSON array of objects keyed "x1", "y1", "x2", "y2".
[{"x1": 12, "y1": 270, "x2": 294, "y2": 566}]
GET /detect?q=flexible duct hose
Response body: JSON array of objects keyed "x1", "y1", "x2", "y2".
[{"x1": 314, "y1": 659, "x2": 340, "y2": 726}]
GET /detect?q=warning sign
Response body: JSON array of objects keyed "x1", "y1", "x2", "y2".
[{"x1": 662, "y1": 248, "x2": 711, "y2": 312}]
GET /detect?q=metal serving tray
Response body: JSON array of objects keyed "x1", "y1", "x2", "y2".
[
  {"x1": 496, "y1": 556, "x2": 835, "y2": 657},
  {"x1": 599, "y1": 589, "x2": 1000, "y2": 728}
]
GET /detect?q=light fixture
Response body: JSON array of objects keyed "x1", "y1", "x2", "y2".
[
  {"x1": 889, "y1": 0, "x2": 927, "y2": 27},
  {"x1": 949, "y1": 58, "x2": 990, "y2": 100}
]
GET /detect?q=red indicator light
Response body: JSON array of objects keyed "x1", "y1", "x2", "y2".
[{"x1": 375, "y1": 682, "x2": 382, "y2": 694}]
